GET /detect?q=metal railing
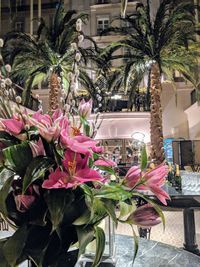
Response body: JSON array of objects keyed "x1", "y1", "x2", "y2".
[{"x1": 91, "y1": 93, "x2": 150, "y2": 112}]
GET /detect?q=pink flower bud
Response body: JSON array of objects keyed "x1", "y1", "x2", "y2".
[
  {"x1": 127, "y1": 204, "x2": 161, "y2": 228},
  {"x1": 78, "y1": 99, "x2": 93, "y2": 119}
]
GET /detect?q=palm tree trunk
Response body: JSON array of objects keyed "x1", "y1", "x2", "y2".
[
  {"x1": 150, "y1": 63, "x2": 165, "y2": 164},
  {"x1": 48, "y1": 73, "x2": 60, "y2": 113}
]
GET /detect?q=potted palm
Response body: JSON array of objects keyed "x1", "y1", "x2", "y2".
[{"x1": 101, "y1": 0, "x2": 199, "y2": 164}]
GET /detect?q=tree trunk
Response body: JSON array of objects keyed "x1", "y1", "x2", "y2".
[
  {"x1": 48, "y1": 73, "x2": 60, "y2": 114},
  {"x1": 150, "y1": 63, "x2": 165, "y2": 164}
]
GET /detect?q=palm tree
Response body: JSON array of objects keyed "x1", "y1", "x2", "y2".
[
  {"x1": 3, "y1": 1, "x2": 95, "y2": 113},
  {"x1": 102, "y1": 0, "x2": 199, "y2": 164}
]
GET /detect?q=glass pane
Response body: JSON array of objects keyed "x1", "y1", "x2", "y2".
[{"x1": 103, "y1": 139, "x2": 123, "y2": 164}]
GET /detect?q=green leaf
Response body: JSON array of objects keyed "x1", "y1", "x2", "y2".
[
  {"x1": 0, "y1": 168, "x2": 15, "y2": 186},
  {"x1": 22, "y1": 157, "x2": 54, "y2": 193},
  {"x1": 131, "y1": 225, "x2": 139, "y2": 263},
  {"x1": 0, "y1": 132, "x2": 19, "y2": 146},
  {"x1": 3, "y1": 225, "x2": 28, "y2": 267},
  {"x1": 80, "y1": 117, "x2": 90, "y2": 136},
  {"x1": 44, "y1": 189, "x2": 75, "y2": 231},
  {"x1": 76, "y1": 226, "x2": 94, "y2": 257},
  {"x1": 97, "y1": 165, "x2": 116, "y2": 175},
  {"x1": 31, "y1": 73, "x2": 46, "y2": 88},
  {"x1": 0, "y1": 239, "x2": 10, "y2": 267},
  {"x1": 101, "y1": 199, "x2": 117, "y2": 226},
  {"x1": 91, "y1": 226, "x2": 105, "y2": 267},
  {"x1": 0, "y1": 174, "x2": 15, "y2": 216},
  {"x1": 90, "y1": 198, "x2": 107, "y2": 224},
  {"x1": 140, "y1": 145, "x2": 148, "y2": 171},
  {"x1": 3, "y1": 142, "x2": 33, "y2": 175},
  {"x1": 94, "y1": 184, "x2": 132, "y2": 201},
  {"x1": 73, "y1": 209, "x2": 91, "y2": 226},
  {"x1": 118, "y1": 201, "x2": 136, "y2": 220}
]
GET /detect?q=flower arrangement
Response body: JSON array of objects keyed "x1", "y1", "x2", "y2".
[
  {"x1": 0, "y1": 35, "x2": 169, "y2": 267},
  {"x1": 0, "y1": 96, "x2": 170, "y2": 266}
]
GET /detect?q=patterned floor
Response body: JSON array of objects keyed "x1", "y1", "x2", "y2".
[{"x1": 116, "y1": 211, "x2": 200, "y2": 247}]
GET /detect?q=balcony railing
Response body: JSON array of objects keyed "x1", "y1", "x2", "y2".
[
  {"x1": 84, "y1": 93, "x2": 150, "y2": 112},
  {"x1": 96, "y1": 0, "x2": 110, "y2": 4},
  {"x1": 1, "y1": 2, "x2": 59, "y2": 13}
]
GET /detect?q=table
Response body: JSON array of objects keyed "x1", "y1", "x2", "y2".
[
  {"x1": 78, "y1": 235, "x2": 200, "y2": 267},
  {"x1": 147, "y1": 184, "x2": 200, "y2": 255}
]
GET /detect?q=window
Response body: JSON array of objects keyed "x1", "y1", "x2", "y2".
[
  {"x1": 97, "y1": 18, "x2": 109, "y2": 35},
  {"x1": 15, "y1": 21, "x2": 24, "y2": 32},
  {"x1": 96, "y1": 0, "x2": 110, "y2": 4}
]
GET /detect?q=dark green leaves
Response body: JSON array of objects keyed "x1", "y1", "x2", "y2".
[
  {"x1": 76, "y1": 226, "x2": 94, "y2": 257},
  {"x1": 0, "y1": 132, "x2": 19, "y2": 146},
  {"x1": 3, "y1": 225, "x2": 28, "y2": 267},
  {"x1": 22, "y1": 156, "x2": 54, "y2": 193},
  {"x1": 91, "y1": 226, "x2": 105, "y2": 267},
  {"x1": 0, "y1": 172, "x2": 15, "y2": 216},
  {"x1": 0, "y1": 239, "x2": 10, "y2": 267},
  {"x1": 44, "y1": 189, "x2": 75, "y2": 231},
  {"x1": 3, "y1": 142, "x2": 33, "y2": 175}
]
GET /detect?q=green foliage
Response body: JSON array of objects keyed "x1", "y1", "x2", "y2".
[
  {"x1": 118, "y1": 201, "x2": 136, "y2": 220},
  {"x1": 92, "y1": 226, "x2": 105, "y2": 267},
  {"x1": 101, "y1": 0, "x2": 199, "y2": 104},
  {"x1": 3, "y1": 225, "x2": 28, "y2": 267},
  {"x1": 140, "y1": 145, "x2": 148, "y2": 171},
  {"x1": 76, "y1": 225, "x2": 94, "y2": 256},
  {"x1": 3, "y1": 142, "x2": 33, "y2": 175},
  {"x1": 44, "y1": 189, "x2": 75, "y2": 231},
  {"x1": 94, "y1": 184, "x2": 132, "y2": 201},
  {"x1": 0, "y1": 174, "x2": 14, "y2": 216},
  {"x1": 0, "y1": 132, "x2": 19, "y2": 147},
  {"x1": 22, "y1": 156, "x2": 55, "y2": 193},
  {"x1": 3, "y1": 2, "x2": 100, "y2": 105}
]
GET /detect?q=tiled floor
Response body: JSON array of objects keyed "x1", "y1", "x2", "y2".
[{"x1": 116, "y1": 211, "x2": 200, "y2": 248}]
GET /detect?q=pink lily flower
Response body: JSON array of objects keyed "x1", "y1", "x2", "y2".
[
  {"x1": 124, "y1": 163, "x2": 170, "y2": 205},
  {"x1": 0, "y1": 118, "x2": 24, "y2": 135},
  {"x1": 124, "y1": 166, "x2": 141, "y2": 188},
  {"x1": 94, "y1": 159, "x2": 117, "y2": 167},
  {"x1": 78, "y1": 99, "x2": 93, "y2": 119},
  {"x1": 60, "y1": 129, "x2": 97, "y2": 154},
  {"x1": 92, "y1": 146, "x2": 104, "y2": 154},
  {"x1": 29, "y1": 138, "x2": 46, "y2": 157},
  {"x1": 42, "y1": 149, "x2": 104, "y2": 189},
  {"x1": 127, "y1": 204, "x2": 161, "y2": 228},
  {"x1": 28, "y1": 109, "x2": 68, "y2": 142}
]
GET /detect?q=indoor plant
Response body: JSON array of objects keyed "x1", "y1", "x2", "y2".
[
  {"x1": 0, "y1": 99, "x2": 170, "y2": 267},
  {"x1": 0, "y1": 39, "x2": 169, "y2": 267}
]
